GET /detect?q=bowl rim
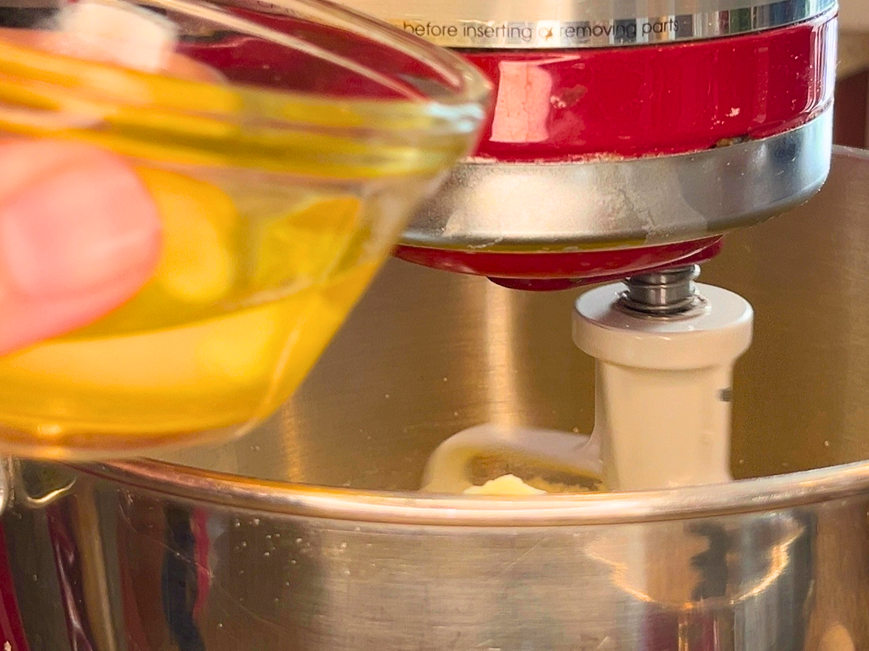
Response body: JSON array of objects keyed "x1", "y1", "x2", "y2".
[
  {"x1": 78, "y1": 456, "x2": 869, "y2": 526},
  {"x1": 0, "y1": 0, "x2": 492, "y2": 179},
  {"x1": 0, "y1": 0, "x2": 492, "y2": 112}
]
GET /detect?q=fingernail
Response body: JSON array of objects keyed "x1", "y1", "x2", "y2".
[{"x1": 0, "y1": 153, "x2": 162, "y2": 299}]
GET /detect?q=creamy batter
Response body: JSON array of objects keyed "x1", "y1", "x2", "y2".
[{"x1": 462, "y1": 474, "x2": 547, "y2": 495}]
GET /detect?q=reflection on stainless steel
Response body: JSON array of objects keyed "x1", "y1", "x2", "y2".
[
  {"x1": 3, "y1": 148, "x2": 869, "y2": 649},
  {"x1": 403, "y1": 112, "x2": 832, "y2": 250}
]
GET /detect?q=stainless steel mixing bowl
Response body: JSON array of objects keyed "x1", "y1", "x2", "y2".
[{"x1": 3, "y1": 148, "x2": 869, "y2": 651}]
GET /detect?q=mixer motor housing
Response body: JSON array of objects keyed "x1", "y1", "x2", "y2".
[{"x1": 347, "y1": 0, "x2": 838, "y2": 287}]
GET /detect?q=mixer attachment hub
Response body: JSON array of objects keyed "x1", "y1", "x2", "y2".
[
  {"x1": 423, "y1": 273, "x2": 756, "y2": 495},
  {"x1": 573, "y1": 280, "x2": 754, "y2": 491}
]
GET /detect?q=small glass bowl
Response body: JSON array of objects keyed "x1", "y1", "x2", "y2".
[{"x1": 0, "y1": 0, "x2": 490, "y2": 459}]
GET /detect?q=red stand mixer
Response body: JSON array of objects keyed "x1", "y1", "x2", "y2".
[
  {"x1": 116, "y1": 0, "x2": 836, "y2": 290},
  {"x1": 349, "y1": 0, "x2": 836, "y2": 290}
]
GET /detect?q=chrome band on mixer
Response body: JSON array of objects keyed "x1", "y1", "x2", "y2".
[
  {"x1": 355, "y1": 0, "x2": 836, "y2": 48},
  {"x1": 402, "y1": 111, "x2": 832, "y2": 250}
]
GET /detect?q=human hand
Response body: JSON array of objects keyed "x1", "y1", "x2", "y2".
[
  {"x1": 0, "y1": 140, "x2": 162, "y2": 355},
  {"x1": 0, "y1": 12, "x2": 227, "y2": 357}
]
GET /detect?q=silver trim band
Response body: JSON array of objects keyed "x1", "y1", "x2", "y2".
[
  {"x1": 402, "y1": 110, "x2": 833, "y2": 251},
  {"x1": 355, "y1": 0, "x2": 837, "y2": 48}
]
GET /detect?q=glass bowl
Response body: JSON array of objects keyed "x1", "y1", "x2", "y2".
[{"x1": 0, "y1": 0, "x2": 490, "y2": 459}]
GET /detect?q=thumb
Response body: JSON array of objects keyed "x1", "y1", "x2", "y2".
[{"x1": 0, "y1": 140, "x2": 162, "y2": 355}]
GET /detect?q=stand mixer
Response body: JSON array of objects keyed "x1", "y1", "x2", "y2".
[
  {"x1": 383, "y1": 0, "x2": 837, "y2": 288},
  {"x1": 0, "y1": 0, "x2": 856, "y2": 649},
  {"x1": 336, "y1": 0, "x2": 838, "y2": 491}
]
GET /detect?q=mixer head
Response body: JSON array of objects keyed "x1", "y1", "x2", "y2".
[{"x1": 348, "y1": 0, "x2": 838, "y2": 287}]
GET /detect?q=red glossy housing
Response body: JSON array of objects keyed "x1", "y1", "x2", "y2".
[
  {"x1": 463, "y1": 13, "x2": 836, "y2": 162},
  {"x1": 396, "y1": 238, "x2": 724, "y2": 289},
  {"x1": 179, "y1": 12, "x2": 835, "y2": 288},
  {"x1": 178, "y1": 10, "x2": 833, "y2": 161}
]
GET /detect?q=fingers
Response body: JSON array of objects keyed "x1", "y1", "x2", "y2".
[
  {"x1": 0, "y1": 23, "x2": 221, "y2": 355},
  {"x1": 0, "y1": 140, "x2": 162, "y2": 355}
]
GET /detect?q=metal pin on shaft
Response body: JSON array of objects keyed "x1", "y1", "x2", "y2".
[{"x1": 617, "y1": 265, "x2": 702, "y2": 316}]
